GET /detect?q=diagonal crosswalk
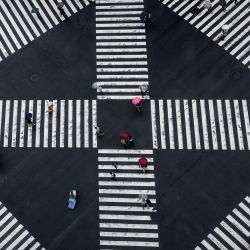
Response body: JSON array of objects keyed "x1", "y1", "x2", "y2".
[
  {"x1": 159, "y1": 0, "x2": 250, "y2": 69},
  {"x1": 195, "y1": 196, "x2": 250, "y2": 250},
  {"x1": 0, "y1": 99, "x2": 98, "y2": 148},
  {"x1": 0, "y1": 0, "x2": 91, "y2": 62},
  {"x1": 98, "y1": 149, "x2": 159, "y2": 248},
  {"x1": 95, "y1": 0, "x2": 150, "y2": 100},
  {"x1": 151, "y1": 99, "x2": 250, "y2": 150},
  {"x1": 0, "y1": 201, "x2": 45, "y2": 250}
]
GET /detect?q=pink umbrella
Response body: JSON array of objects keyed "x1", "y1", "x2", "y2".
[{"x1": 132, "y1": 97, "x2": 141, "y2": 105}]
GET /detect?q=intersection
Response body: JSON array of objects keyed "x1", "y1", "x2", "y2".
[{"x1": 0, "y1": 0, "x2": 249, "y2": 249}]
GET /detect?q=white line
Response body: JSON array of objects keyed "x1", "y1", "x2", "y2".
[
  {"x1": 60, "y1": 100, "x2": 65, "y2": 147},
  {"x1": 242, "y1": 100, "x2": 250, "y2": 150},
  {"x1": 0, "y1": 224, "x2": 23, "y2": 248},
  {"x1": 239, "y1": 202, "x2": 250, "y2": 216},
  {"x1": 19, "y1": 100, "x2": 26, "y2": 147},
  {"x1": 234, "y1": 100, "x2": 244, "y2": 150},
  {"x1": 97, "y1": 55, "x2": 147, "y2": 60},
  {"x1": 97, "y1": 80, "x2": 148, "y2": 84},
  {"x1": 39, "y1": 0, "x2": 59, "y2": 25},
  {"x1": 96, "y1": 29, "x2": 145, "y2": 34},
  {"x1": 17, "y1": 236, "x2": 35, "y2": 250},
  {"x1": 68, "y1": 100, "x2": 73, "y2": 148},
  {"x1": 98, "y1": 164, "x2": 154, "y2": 170},
  {"x1": 98, "y1": 157, "x2": 153, "y2": 162},
  {"x1": 233, "y1": 209, "x2": 250, "y2": 227},
  {"x1": 96, "y1": 0, "x2": 143, "y2": 3},
  {"x1": 98, "y1": 173, "x2": 155, "y2": 178},
  {"x1": 175, "y1": 99, "x2": 183, "y2": 149},
  {"x1": 100, "y1": 240, "x2": 159, "y2": 247},
  {"x1": 0, "y1": 217, "x2": 17, "y2": 238},
  {"x1": 208, "y1": 100, "x2": 218, "y2": 150},
  {"x1": 96, "y1": 5, "x2": 143, "y2": 9},
  {"x1": 0, "y1": 101, "x2": 2, "y2": 141},
  {"x1": 99, "y1": 214, "x2": 151, "y2": 221},
  {"x1": 29, "y1": 242, "x2": 40, "y2": 250},
  {"x1": 99, "y1": 197, "x2": 156, "y2": 203},
  {"x1": 217, "y1": 100, "x2": 227, "y2": 150},
  {"x1": 99, "y1": 206, "x2": 156, "y2": 212},
  {"x1": 98, "y1": 149, "x2": 153, "y2": 154},
  {"x1": 96, "y1": 42, "x2": 146, "y2": 46},
  {"x1": 52, "y1": 100, "x2": 57, "y2": 148},
  {"x1": 201, "y1": 240, "x2": 216, "y2": 250},
  {"x1": 96, "y1": 35, "x2": 146, "y2": 40},
  {"x1": 76, "y1": 100, "x2": 81, "y2": 148},
  {"x1": 159, "y1": 100, "x2": 166, "y2": 149},
  {"x1": 100, "y1": 231, "x2": 158, "y2": 238},
  {"x1": 27, "y1": 100, "x2": 34, "y2": 147},
  {"x1": 6, "y1": 230, "x2": 29, "y2": 250},
  {"x1": 44, "y1": 100, "x2": 49, "y2": 147},
  {"x1": 96, "y1": 23, "x2": 144, "y2": 27},
  {"x1": 92, "y1": 100, "x2": 97, "y2": 148},
  {"x1": 96, "y1": 17, "x2": 141, "y2": 22},
  {"x1": 99, "y1": 223, "x2": 158, "y2": 229},
  {"x1": 3, "y1": 100, "x2": 10, "y2": 147},
  {"x1": 99, "y1": 181, "x2": 155, "y2": 186},
  {"x1": 99, "y1": 189, "x2": 156, "y2": 195},
  {"x1": 0, "y1": 26, "x2": 12, "y2": 56},
  {"x1": 167, "y1": 99, "x2": 175, "y2": 149},
  {"x1": 11, "y1": 100, "x2": 18, "y2": 147},
  {"x1": 97, "y1": 96, "x2": 150, "y2": 101},
  {"x1": 84, "y1": 100, "x2": 89, "y2": 148},
  {"x1": 65, "y1": 0, "x2": 77, "y2": 13},
  {"x1": 184, "y1": 100, "x2": 192, "y2": 149},
  {"x1": 35, "y1": 100, "x2": 41, "y2": 147},
  {"x1": 226, "y1": 215, "x2": 249, "y2": 237},
  {"x1": 225, "y1": 100, "x2": 236, "y2": 150},
  {"x1": 150, "y1": 100, "x2": 158, "y2": 149},
  {"x1": 192, "y1": 100, "x2": 201, "y2": 150},
  {"x1": 96, "y1": 11, "x2": 142, "y2": 15},
  {"x1": 207, "y1": 233, "x2": 229, "y2": 250}
]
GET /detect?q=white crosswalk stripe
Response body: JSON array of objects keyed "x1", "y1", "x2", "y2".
[
  {"x1": 95, "y1": 0, "x2": 150, "y2": 100},
  {"x1": 98, "y1": 149, "x2": 159, "y2": 248},
  {"x1": 159, "y1": 0, "x2": 250, "y2": 69},
  {"x1": 0, "y1": 0, "x2": 92, "y2": 62},
  {"x1": 196, "y1": 196, "x2": 250, "y2": 250},
  {"x1": 0, "y1": 99, "x2": 96, "y2": 148},
  {"x1": 152, "y1": 99, "x2": 250, "y2": 150},
  {"x1": 0, "y1": 201, "x2": 44, "y2": 250}
]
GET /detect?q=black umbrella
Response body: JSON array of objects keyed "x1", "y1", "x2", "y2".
[{"x1": 25, "y1": 113, "x2": 32, "y2": 120}]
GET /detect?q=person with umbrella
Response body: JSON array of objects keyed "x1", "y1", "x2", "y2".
[
  {"x1": 204, "y1": 0, "x2": 212, "y2": 13},
  {"x1": 132, "y1": 97, "x2": 142, "y2": 112},
  {"x1": 120, "y1": 131, "x2": 134, "y2": 147},
  {"x1": 25, "y1": 113, "x2": 35, "y2": 127},
  {"x1": 138, "y1": 157, "x2": 148, "y2": 173}
]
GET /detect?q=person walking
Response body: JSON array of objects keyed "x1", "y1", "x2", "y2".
[
  {"x1": 204, "y1": 0, "x2": 212, "y2": 13},
  {"x1": 95, "y1": 126, "x2": 104, "y2": 138},
  {"x1": 139, "y1": 84, "x2": 149, "y2": 97},
  {"x1": 48, "y1": 101, "x2": 53, "y2": 113},
  {"x1": 57, "y1": 2, "x2": 67, "y2": 17},
  {"x1": 234, "y1": 0, "x2": 238, "y2": 4},
  {"x1": 219, "y1": 0, "x2": 227, "y2": 11},
  {"x1": 140, "y1": 10, "x2": 151, "y2": 24},
  {"x1": 132, "y1": 97, "x2": 142, "y2": 112},
  {"x1": 25, "y1": 113, "x2": 35, "y2": 127},
  {"x1": 221, "y1": 24, "x2": 229, "y2": 40},
  {"x1": 97, "y1": 86, "x2": 103, "y2": 95},
  {"x1": 110, "y1": 172, "x2": 116, "y2": 181},
  {"x1": 31, "y1": 7, "x2": 41, "y2": 18},
  {"x1": 138, "y1": 157, "x2": 148, "y2": 173},
  {"x1": 112, "y1": 162, "x2": 118, "y2": 171}
]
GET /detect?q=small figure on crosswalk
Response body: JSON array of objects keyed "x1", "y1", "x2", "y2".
[
  {"x1": 132, "y1": 97, "x2": 142, "y2": 112},
  {"x1": 48, "y1": 101, "x2": 53, "y2": 113},
  {"x1": 139, "y1": 84, "x2": 149, "y2": 97},
  {"x1": 25, "y1": 113, "x2": 35, "y2": 127},
  {"x1": 219, "y1": 0, "x2": 227, "y2": 11},
  {"x1": 112, "y1": 162, "x2": 118, "y2": 171},
  {"x1": 220, "y1": 24, "x2": 229, "y2": 40},
  {"x1": 138, "y1": 157, "x2": 148, "y2": 173},
  {"x1": 120, "y1": 131, "x2": 134, "y2": 148},
  {"x1": 57, "y1": 2, "x2": 67, "y2": 17},
  {"x1": 97, "y1": 86, "x2": 103, "y2": 95},
  {"x1": 110, "y1": 172, "x2": 116, "y2": 181},
  {"x1": 203, "y1": 0, "x2": 212, "y2": 13},
  {"x1": 140, "y1": 10, "x2": 151, "y2": 24},
  {"x1": 31, "y1": 7, "x2": 41, "y2": 19},
  {"x1": 95, "y1": 126, "x2": 104, "y2": 138}
]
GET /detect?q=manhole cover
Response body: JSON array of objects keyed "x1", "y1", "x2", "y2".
[
  {"x1": 30, "y1": 73, "x2": 40, "y2": 82},
  {"x1": 229, "y1": 69, "x2": 241, "y2": 80}
]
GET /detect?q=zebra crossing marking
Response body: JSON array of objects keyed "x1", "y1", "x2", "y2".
[
  {"x1": 97, "y1": 149, "x2": 159, "y2": 248},
  {"x1": 152, "y1": 99, "x2": 250, "y2": 150},
  {"x1": 0, "y1": 202, "x2": 44, "y2": 250},
  {"x1": 159, "y1": 0, "x2": 250, "y2": 69},
  {"x1": 0, "y1": 99, "x2": 96, "y2": 148},
  {"x1": 196, "y1": 196, "x2": 250, "y2": 250},
  {"x1": 0, "y1": 0, "x2": 91, "y2": 62}
]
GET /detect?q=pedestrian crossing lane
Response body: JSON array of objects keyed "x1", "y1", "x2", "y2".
[
  {"x1": 0, "y1": 99, "x2": 97, "y2": 148},
  {"x1": 95, "y1": 0, "x2": 150, "y2": 99},
  {"x1": 159, "y1": 0, "x2": 250, "y2": 69},
  {"x1": 98, "y1": 149, "x2": 159, "y2": 248},
  {"x1": 0, "y1": 201, "x2": 45, "y2": 250},
  {"x1": 0, "y1": 0, "x2": 91, "y2": 62},
  {"x1": 195, "y1": 196, "x2": 250, "y2": 250},
  {"x1": 151, "y1": 99, "x2": 250, "y2": 150}
]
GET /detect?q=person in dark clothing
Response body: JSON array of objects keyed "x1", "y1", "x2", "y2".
[
  {"x1": 140, "y1": 10, "x2": 151, "y2": 24},
  {"x1": 219, "y1": 0, "x2": 227, "y2": 11}
]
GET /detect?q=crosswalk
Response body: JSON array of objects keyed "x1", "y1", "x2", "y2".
[
  {"x1": 150, "y1": 99, "x2": 250, "y2": 150},
  {"x1": 0, "y1": 0, "x2": 91, "y2": 62},
  {"x1": 98, "y1": 149, "x2": 159, "y2": 248},
  {"x1": 95, "y1": 0, "x2": 150, "y2": 100},
  {"x1": 159, "y1": 0, "x2": 250, "y2": 69},
  {"x1": 195, "y1": 196, "x2": 250, "y2": 250},
  {"x1": 0, "y1": 201, "x2": 45, "y2": 250},
  {"x1": 0, "y1": 99, "x2": 98, "y2": 148}
]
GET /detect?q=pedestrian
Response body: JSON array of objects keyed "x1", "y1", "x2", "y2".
[
  {"x1": 138, "y1": 194, "x2": 148, "y2": 209},
  {"x1": 112, "y1": 162, "x2": 118, "y2": 171},
  {"x1": 219, "y1": 0, "x2": 227, "y2": 11},
  {"x1": 25, "y1": 113, "x2": 35, "y2": 127},
  {"x1": 48, "y1": 101, "x2": 53, "y2": 113},
  {"x1": 132, "y1": 97, "x2": 142, "y2": 112},
  {"x1": 97, "y1": 86, "x2": 103, "y2": 95},
  {"x1": 204, "y1": 0, "x2": 212, "y2": 12},
  {"x1": 138, "y1": 157, "x2": 148, "y2": 173},
  {"x1": 139, "y1": 84, "x2": 149, "y2": 97},
  {"x1": 140, "y1": 10, "x2": 151, "y2": 24},
  {"x1": 57, "y1": 2, "x2": 66, "y2": 17},
  {"x1": 234, "y1": 0, "x2": 238, "y2": 4},
  {"x1": 95, "y1": 126, "x2": 104, "y2": 137},
  {"x1": 221, "y1": 24, "x2": 229, "y2": 40},
  {"x1": 110, "y1": 172, "x2": 116, "y2": 180},
  {"x1": 120, "y1": 138, "x2": 128, "y2": 147},
  {"x1": 31, "y1": 7, "x2": 41, "y2": 18}
]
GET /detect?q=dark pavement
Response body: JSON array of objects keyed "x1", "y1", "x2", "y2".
[{"x1": 0, "y1": 1, "x2": 250, "y2": 250}]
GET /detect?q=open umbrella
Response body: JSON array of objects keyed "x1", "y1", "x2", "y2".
[
  {"x1": 25, "y1": 113, "x2": 32, "y2": 120},
  {"x1": 92, "y1": 82, "x2": 98, "y2": 89},
  {"x1": 120, "y1": 131, "x2": 129, "y2": 140},
  {"x1": 132, "y1": 97, "x2": 141, "y2": 105},
  {"x1": 139, "y1": 157, "x2": 148, "y2": 166}
]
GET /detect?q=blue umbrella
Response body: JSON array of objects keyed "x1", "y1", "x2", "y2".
[{"x1": 31, "y1": 7, "x2": 39, "y2": 13}]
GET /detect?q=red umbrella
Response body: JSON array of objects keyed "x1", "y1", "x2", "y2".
[
  {"x1": 120, "y1": 132, "x2": 129, "y2": 140},
  {"x1": 132, "y1": 97, "x2": 141, "y2": 105},
  {"x1": 138, "y1": 157, "x2": 148, "y2": 166}
]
